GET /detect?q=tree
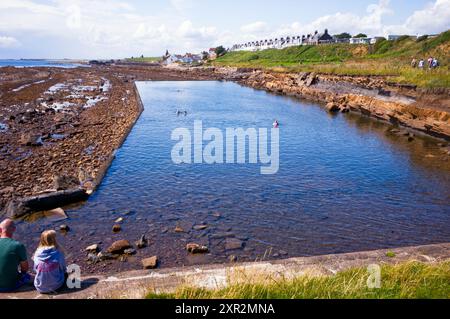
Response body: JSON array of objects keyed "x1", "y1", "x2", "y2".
[
  {"x1": 354, "y1": 33, "x2": 368, "y2": 38},
  {"x1": 201, "y1": 51, "x2": 209, "y2": 60},
  {"x1": 333, "y1": 32, "x2": 351, "y2": 39},
  {"x1": 215, "y1": 46, "x2": 226, "y2": 57}
]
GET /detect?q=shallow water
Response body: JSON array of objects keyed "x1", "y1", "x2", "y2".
[
  {"x1": 15, "y1": 81, "x2": 450, "y2": 273},
  {"x1": 0, "y1": 59, "x2": 87, "y2": 68}
]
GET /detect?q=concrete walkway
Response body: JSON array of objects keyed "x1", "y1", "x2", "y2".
[{"x1": 1, "y1": 243, "x2": 449, "y2": 299}]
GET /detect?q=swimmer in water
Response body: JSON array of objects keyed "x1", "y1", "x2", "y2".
[{"x1": 273, "y1": 120, "x2": 279, "y2": 128}]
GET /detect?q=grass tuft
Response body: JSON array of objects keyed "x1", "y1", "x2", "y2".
[{"x1": 147, "y1": 261, "x2": 450, "y2": 299}]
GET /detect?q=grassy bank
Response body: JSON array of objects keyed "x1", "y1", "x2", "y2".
[
  {"x1": 125, "y1": 56, "x2": 161, "y2": 63},
  {"x1": 213, "y1": 30, "x2": 450, "y2": 88},
  {"x1": 147, "y1": 261, "x2": 450, "y2": 299}
]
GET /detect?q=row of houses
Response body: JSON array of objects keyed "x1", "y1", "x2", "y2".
[
  {"x1": 230, "y1": 29, "x2": 416, "y2": 52},
  {"x1": 161, "y1": 48, "x2": 218, "y2": 65}
]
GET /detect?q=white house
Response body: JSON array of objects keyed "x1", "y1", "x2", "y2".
[{"x1": 349, "y1": 37, "x2": 372, "y2": 44}]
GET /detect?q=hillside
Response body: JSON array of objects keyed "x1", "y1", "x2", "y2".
[{"x1": 213, "y1": 30, "x2": 450, "y2": 88}]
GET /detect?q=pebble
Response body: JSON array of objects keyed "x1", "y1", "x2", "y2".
[
  {"x1": 59, "y1": 224, "x2": 70, "y2": 232},
  {"x1": 112, "y1": 224, "x2": 121, "y2": 233},
  {"x1": 193, "y1": 224, "x2": 208, "y2": 231}
]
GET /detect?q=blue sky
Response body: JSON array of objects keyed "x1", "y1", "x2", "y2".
[{"x1": 0, "y1": 0, "x2": 449, "y2": 59}]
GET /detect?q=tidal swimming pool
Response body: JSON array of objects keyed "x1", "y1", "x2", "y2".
[{"x1": 16, "y1": 81, "x2": 450, "y2": 273}]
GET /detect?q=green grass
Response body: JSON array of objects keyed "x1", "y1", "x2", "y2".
[
  {"x1": 386, "y1": 251, "x2": 396, "y2": 258},
  {"x1": 125, "y1": 56, "x2": 162, "y2": 63},
  {"x1": 147, "y1": 261, "x2": 450, "y2": 299},
  {"x1": 213, "y1": 30, "x2": 450, "y2": 88}
]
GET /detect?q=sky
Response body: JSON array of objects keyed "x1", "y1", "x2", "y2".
[{"x1": 0, "y1": 0, "x2": 449, "y2": 59}]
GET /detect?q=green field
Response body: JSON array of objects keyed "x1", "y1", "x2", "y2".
[
  {"x1": 213, "y1": 31, "x2": 450, "y2": 88},
  {"x1": 147, "y1": 261, "x2": 450, "y2": 299},
  {"x1": 125, "y1": 56, "x2": 162, "y2": 63}
]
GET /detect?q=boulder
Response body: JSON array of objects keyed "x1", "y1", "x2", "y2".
[
  {"x1": 106, "y1": 240, "x2": 131, "y2": 254},
  {"x1": 142, "y1": 256, "x2": 158, "y2": 269},
  {"x1": 186, "y1": 243, "x2": 209, "y2": 254}
]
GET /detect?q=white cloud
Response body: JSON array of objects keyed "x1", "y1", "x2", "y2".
[
  {"x1": 0, "y1": 0, "x2": 449, "y2": 58},
  {"x1": 390, "y1": 0, "x2": 450, "y2": 35},
  {"x1": 0, "y1": 36, "x2": 20, "y2": 48}
]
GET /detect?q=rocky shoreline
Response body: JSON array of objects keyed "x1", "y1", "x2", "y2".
[{"x1": 219, "y1": 67, "x2": 450, "y2": 141}]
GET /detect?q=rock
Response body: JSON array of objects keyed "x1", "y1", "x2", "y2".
[
  {"x1": 193, "y1": 224, "x2": 208, "y2": 231},
  {"x1": 174, "y1": 226, "x2": 184, "y2": 233},
  {"x1": 53, "y1": 175, "x2": 80, "y2": 191},
  {"x1": 87, "y1": 253, "x2": 99, "y2": 264},
  {"x1": 114, "y1": 217, "x2": 124, "y2": 223},
  {"x1": 142, "y1": 256, "x2": 158, "y2": 269},
  {"x1": 326, "y1": 102, "x2": 340, "y2": 113},
  {"x1": 59, "y1": 224, "x2": 70, "y2": 232},
  {"x1": 85, "y1": 244, "x2": 99, "y2": 253},
  {"x1": 340, "y1": 107, "x2": 350, "y2": 113},
  {"x1": 46, "y1": 208, "x2": 68, "y2": 222},
  {"x1": 98, "y1": 251, "x2": 115, "y2": 261},
  {"x1": 186, "y1": 243, "x2": 209, "y2": 254},
  {"x1": 305, "y1": 73, "x2": 317, "y2": 87},
  {"x1": 225, "y1": 238, "x2": 244, "y2": 250},
  {"x1": 0, "y1": 186, "x2": 14, "y2": 195},
  {"x1": 106, "y1": 239, "x2": 131, "y2": 254},
  {"x1": 135, "y1": 235, "x2": 148, "y2": 249},
  {"x1": 229, "y1": 255, "x2": 238, "y2": 263},
  {"x1": 112, "y1": 224, "x2": 121, "y2": 233},
  {"x1": 20, "y1": 134, "x2": 43, "y2": 146},
  {"x1": 124, "y1": 248, "x2": 136, "y2": 255}
]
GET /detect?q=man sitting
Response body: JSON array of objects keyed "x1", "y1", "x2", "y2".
[{"x1": 0, "y1": 219, "x2": 31, "y2": 292}]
